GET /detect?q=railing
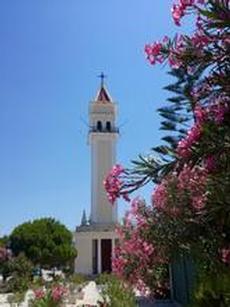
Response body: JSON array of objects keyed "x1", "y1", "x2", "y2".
[{"x1": 89, "y1": 127, "x2": 119, "y2": 133}]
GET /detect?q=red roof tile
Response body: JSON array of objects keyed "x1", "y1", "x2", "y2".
[{"x1": 95, "y1": 86, "x2": 112, "y2": 103}]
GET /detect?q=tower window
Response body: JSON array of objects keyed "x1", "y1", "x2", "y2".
[
  {"x1": 106, "y1": 121, "x2": 111, "y2": 131},
  {"x1": 97, "y1": 121, "x2": 102, "y2": 131}
]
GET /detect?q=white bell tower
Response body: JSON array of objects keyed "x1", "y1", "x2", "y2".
[
  {"x1": 89, "y1": 76, "x2": 118, "y2": 224},
  {"x1": 74, "y1": 75, "x2": 119, "y2": 275}
]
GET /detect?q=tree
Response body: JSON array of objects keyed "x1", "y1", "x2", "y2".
[
  {"x1": 9, "y1": 218, "x2": 77, "y2": 269},
  {"x1": 0, "y1": 236, "x2": 9, "y2": 247}
]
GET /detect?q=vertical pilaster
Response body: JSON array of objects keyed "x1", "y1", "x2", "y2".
[
  {"x1": 97, "y1": 238, "x2": 101, "y2": 274},
  {"x1": 112, "y1": 239, "x2": 115, "y2": 256}
]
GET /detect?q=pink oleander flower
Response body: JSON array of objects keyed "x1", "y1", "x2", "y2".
[
  {"x1": 145, "y1": 34, "x2": 188, "y2": 69},
  {"x1": 0, "y1": 247, "x2": 8, "y2": 262},
  {"x1": 221, "y1": 248, "x2": 230, "y2": 264},
  {"x1": 152, "y1": 181, "x2": 168, "y2": 210},
  {"x1": 194, "y1": 98, "x2": 229, "y2": 126},
  {"x1": 178, "y1": 164, "x2": 208, "y2": 211},
  {"x1": 112, "y1": 198, "x2": 161, "y2": 292},
  {"x1": 204, "y1": 155, "x2": 216, "y2": 172},
  {"x1": 0, "y1": 247, "x2": 12, "y2": 262},
  {"x1": 168, "y1": 52, "x2": 182, "y2": 69},
  {"x1": 177, "y1": 124, "x2": 202, "y2": 158},
  {"x1": 34, "y1": 289, "x2": 45, "y2": 300},
  {"x1": 145, "y1": 42, "x2": 164, "y2": 65},
  {"x1": 191, "y1": 31, "x2": 210, "y2": 48},
  {"x1": 194, "y1": 105, "x2": 206, "y2": 124},
  {"x1": 192, "y1": 195, "x2": 206, "y2": 210},
  {"x1": 104, "y1": 164, "x2": 125, "y2": 204},
  {"x1": 171, "y1": 4, "x2": 185, "y2": 26},
  {"x1": 51, "y1": 285, "x2": 68, "y2": 302},
  {"x1": 153, "y1": 165, "x2": 208, "y2": 213},
  {"x1": 171, "y1": 0, "x2": 206, "y2": 26}
]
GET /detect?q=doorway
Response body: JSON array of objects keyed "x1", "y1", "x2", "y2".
[{"x1": 101, "y1": 239, "x2": 112, "y2": 273}]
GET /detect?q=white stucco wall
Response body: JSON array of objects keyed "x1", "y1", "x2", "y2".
[
  {"x1": 89, "y1": 101, "x2": 117, "y2": 130},
  {"x1": 89, "y1": 99, "x2": 118, "y2": 225},
  {"x1": 74, "y1": 230, "x2": 118, "y2": 275},
  {"x1": 90, "y1": 134, "x2": 118, "y2": 224}
]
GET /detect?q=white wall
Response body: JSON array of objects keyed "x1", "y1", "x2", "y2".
[
  {"x1": 90, "y1": 133, "x2": 118, "y2": 224},
  {"x1": 74, "y1": 230, "x2": 118, "y2": 275}
]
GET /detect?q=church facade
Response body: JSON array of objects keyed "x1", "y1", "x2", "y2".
[{"x1": 74, "y1": 80, "x2": 119, "y2": 275}]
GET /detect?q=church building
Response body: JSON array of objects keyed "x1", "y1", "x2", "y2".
[{"x1": 74, "y1": 77, "x2": 119, "y2": 275}]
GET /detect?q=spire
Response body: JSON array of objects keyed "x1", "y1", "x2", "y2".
[
  {"x1": 95, "y1": 72, "x2": 112, "y2": 103},
  {"x1": 81, "y1": 210, "x2": 87, "y2": 226},
  {"x1": 98, "y1": 72, "x2": 106, "y2": 87}
]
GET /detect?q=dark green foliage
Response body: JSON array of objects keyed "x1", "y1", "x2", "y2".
[
  {"x1": 129, "y1": 67, "x2": 204, "y2": 185},
  {"x1": 3, "y1": 253, "x2": 33, "y2": 293},
  {"x1": 8, "y1": 253, "x2": 33, "y2": 278},
  {"x1": 95, "y1": 272, "x2": 113, "y2": 285},
  {"x1": 68, "y1": 273, "x2": 88, "y2": 285},
  {"x1": 0, "y1": 236, "x2": 9, "y2": 247},
  {"x1": 9, "y1": 218, "x2": 77, "y2": 268},
  {"x1": 191, "y1": 269, "x2": 230, "y2": 307}
]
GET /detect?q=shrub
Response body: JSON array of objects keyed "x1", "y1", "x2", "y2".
[
  {"x1": 95, "y1": 273, "x2": 112, "y2": 285},
  {"x1": 104, "y1": 0, "x2": 230, "y2": 300},
  {"x1": 191, "y1": 269, "x2": 230, "y2": 307},
  {"x1": 100, "y1": 274, "x2": 137, "y2": 307},
  {"x1": 2, "y1": 253, "x2": 33, "y2": 293},
  {"x1": 68, "y1": 273, "x2": 88, "y2": 285},
  {"x1": 7, "y1": 291, "x2": 26, "y2": 305}
]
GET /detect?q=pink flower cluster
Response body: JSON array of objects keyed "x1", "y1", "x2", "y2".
[
  {"x1": 152, "y1": 165, "x2": 208, "y2": 212},
  {"x1": 190, "y1": 30, "x2": 210, "y2": 48},
  {"x1": 113, "y1": 234, "x2": 155, "y2": 294},
  {"x1": 112, "y1": 198, "x2": 158, "y2": 294},
  {"x1": 0, "y1": 247, "x2": 12, "y2": 262},
  {"x1": 177, "y1": 99, "x2": 229, "y2": 158},
  {"x1": 178, "y1": 164, "x2": 208, "y2": 210},
  {"x1": 34, "y1": 289, "x2": 45, "y2": 299},
  {"x1": 195, "y1": 100, "x2": 229, "y2": 125},
  {"x1": 177, "y1": 124, "x2": 202, "y2": 158},
  {"x1": 51, "y1": 285, "x2": 68, "y2": 302},
  {"x1": 172, "y1": 0, "x2": 205, "y2": 26},
  {"x1": 152, "y1": 181, "x2": 168, "y2": 211},
  {"x1": 144, "y1": 41, "x2": 164, "y2": 65},
  {"x1": 104, "y1": 164, "x2": 125, "y2": 204},
  {"x1": 221, "y1": 248, "x2": 230, "y2": 264},
  {"x1": 34, "y1": 285, "x2": 68, "y2": 304},
  {"x1": 145, "y1": 27, "x2": 212, "y2": 69},
  {"x1": 124, "y1": 198, "x2": 150, "y2": 228},
  {"x1": 145, "y1": 35, "x2": 184, "y2": 69},
  {"x1": 204, "y1": 155, "x2": 216, "y2": 172}
]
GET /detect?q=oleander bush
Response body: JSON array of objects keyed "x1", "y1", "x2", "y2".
[{"x1": 105, "y1": 0, "x2": 230, "y2": 302}]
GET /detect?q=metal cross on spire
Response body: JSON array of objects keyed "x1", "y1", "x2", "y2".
[{"x1": 98, "y1": 72, "x2": 107, "y2": 87}]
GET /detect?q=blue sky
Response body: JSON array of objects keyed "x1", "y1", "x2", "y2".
[{"x1": 0, "y1": 0, "x2": 189, "y2": 235}]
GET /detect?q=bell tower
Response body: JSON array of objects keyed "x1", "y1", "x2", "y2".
[
  {"x1": 89, "y1": 75, "x2": 118, "y2": 224},
  {"x1": 75, "y1": 75, "x2": 119, "y2": 275}
]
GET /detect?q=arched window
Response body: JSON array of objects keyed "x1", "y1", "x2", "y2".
[
  {"x1": 106, "y1": 121, "x2": 111, "y2": 131},
  {"x1": 97, "y1": 121, "x2": 102, "y2": 131}
]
